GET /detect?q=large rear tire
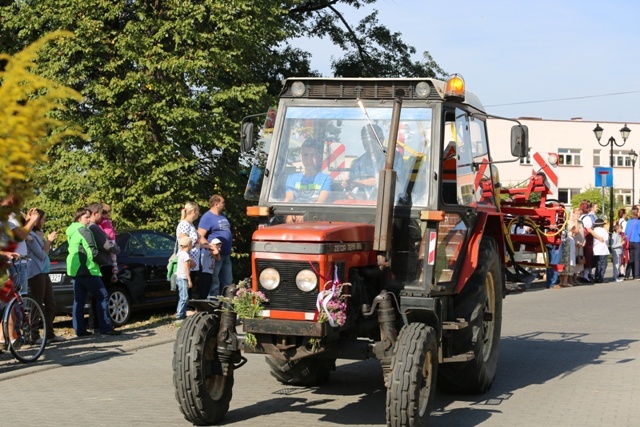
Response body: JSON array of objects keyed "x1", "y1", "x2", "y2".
[
  {"x1": 437, "y1": 237, "x2": 503, "y2": 394},
  {"x1": 265, "y1": 355, "x2": 335, "y2": 386},
  {"x1": 173, "y1": 312, "x2": 233, "y2": 425},
  {"x1": 386, "y1": 323, "x2": 438, "y2": 427}
]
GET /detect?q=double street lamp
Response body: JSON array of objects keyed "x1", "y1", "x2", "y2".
[{"x1": 593, "y1": 123, "x2": 632, "y2": 232}]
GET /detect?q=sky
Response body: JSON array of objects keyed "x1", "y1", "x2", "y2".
[{"x1": 292, "y1": 0, "x2": 640, "y2": 124}]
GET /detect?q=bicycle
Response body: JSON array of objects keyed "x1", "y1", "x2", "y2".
[{"x1": 0, "y1": 257, "x2": 47, "y2": 363}]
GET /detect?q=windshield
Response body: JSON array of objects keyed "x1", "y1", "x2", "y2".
[{"x1": 266, "y1": 104, "x2": 433, "y2": 207}]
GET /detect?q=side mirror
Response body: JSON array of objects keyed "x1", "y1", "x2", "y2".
[
  {"x1": 510, "y1": 125, "x2": 529, "y2": 158},
  {"x1": 241, "y1": 121, "x2": 254, "y2": 153}
]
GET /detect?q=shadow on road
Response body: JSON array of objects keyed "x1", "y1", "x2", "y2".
[
  {"x1": 224, "y1": 358, "x2": 387, "y2": 425},
  {"x1": 225, "y1": 331, "x2": 636, "y2": 426},
  {"x1": 429, "y1": 331, "x2": 637, "y2": 425},
  {"x1": 0, "y1": 312, "x2": 176, "y2": 377}
]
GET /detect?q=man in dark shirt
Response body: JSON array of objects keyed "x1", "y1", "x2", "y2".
[{"x1": 344, "y1": 125, "x2": 404, "y2": 200}]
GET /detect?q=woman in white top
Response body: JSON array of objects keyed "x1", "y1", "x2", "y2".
[
  {"x1": 617, "y1": 208, "x2": 627, "y2": 232},
  {"x1": 176, "y1": 202, "x2": 201, "y2": 272}
]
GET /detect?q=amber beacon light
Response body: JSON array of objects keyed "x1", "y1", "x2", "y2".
[{"x1": 444, "y1": 74, "x2": 465, "y2": 100}]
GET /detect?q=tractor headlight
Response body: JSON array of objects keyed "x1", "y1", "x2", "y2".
[
  {"x1": 290, "y1": 81, "x2": 306, "y2": 97},
  {"x1": 415, "y1": 81, "x2": 431, "y2": 98},
  {"x1": 295, "y1": 269, "x2": 317, "y2": 292},
  {"x1": 259, "y1": 268, "x2": 280, "y2": 290}
]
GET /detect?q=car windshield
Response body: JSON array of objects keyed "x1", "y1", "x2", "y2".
[
  {"x1": 49, "y1": 241, "x2": 69, "y2": 260},
  {"x1": 265, "y1": 104, "x2": 433, "y2": 207}
]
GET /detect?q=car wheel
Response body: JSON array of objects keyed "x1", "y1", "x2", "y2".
[{"x1": 108, "y1": 286, "x2": 132, "y2": 327}]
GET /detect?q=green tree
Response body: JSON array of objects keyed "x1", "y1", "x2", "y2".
[
  {"x1": 286, "y1": 2, "x2": 445, "y2": 78},
  {"x1": 0, "y1": 0, "x2": 445, "y2": 277},
  {"x1": 570, "y1": 186, "x2": 625, "y2": 223}
]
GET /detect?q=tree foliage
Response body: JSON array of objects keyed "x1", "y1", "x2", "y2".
[
  {"x1": 0, "y1": 31, "x2": 83, "y2": 204},
  {"x1": 0, "y1": 0, "x2": 446, "y2": 276},
  {"x1": 570, "y1": 186, "x2": 625, "y2": 222},
  {"x1": 1, "y1": 32, "x2": 82, "y2": 294}
]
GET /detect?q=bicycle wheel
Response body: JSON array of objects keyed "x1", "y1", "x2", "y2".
[{"x1": 4, "y1": 296, "x2": 47, "y2": 363}]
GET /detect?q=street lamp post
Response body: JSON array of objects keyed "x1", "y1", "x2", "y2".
[
  {"x1": 631, "y1": 149, "x2": 638, "y2": 206},
  {"x1": 593, "y1": 123, "x2": 632, "y2": 234}
]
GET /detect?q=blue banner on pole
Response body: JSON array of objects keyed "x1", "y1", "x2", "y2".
[{"x1": 595, "y1": 167, "x2": 613, "y2": 187}]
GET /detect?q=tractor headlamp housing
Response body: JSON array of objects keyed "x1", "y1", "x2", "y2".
[{"x1": 259, "y1": 268, "x2": 280, "y2": 290}]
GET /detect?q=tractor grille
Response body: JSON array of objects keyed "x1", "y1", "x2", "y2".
[{"x1": 256, "y1": 260, "x2": 346, "y2": 312}]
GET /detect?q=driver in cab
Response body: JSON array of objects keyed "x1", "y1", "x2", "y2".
[{"x1": 284, "y1": 138, "x2": 331, "y2": 222}]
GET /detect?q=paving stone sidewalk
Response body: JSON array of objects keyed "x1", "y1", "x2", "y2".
[{"x1": 0, "y1": 318, "x2": 178, "y2": 380}]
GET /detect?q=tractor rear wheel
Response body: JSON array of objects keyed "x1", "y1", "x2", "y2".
[
  {"x1": 265, "y1": 355, "x2": 335, "y2": 386},
  {"x1": 173, "y1": 312, "x2": 233, "y2": 425},
  {"x1": 386, "y1": 323, "x2": 438, "y2": 427},
  {"x1": 437, "y1": 237, "x2": 503, "y2": 394}
]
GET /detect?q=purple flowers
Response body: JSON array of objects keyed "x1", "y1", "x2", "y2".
[
  {"x1": 316, "y1": 282, "x2": 349, "y2": 327},
  {"x1": 221, "y1": 280, "x2": 268, "y2": 320}
]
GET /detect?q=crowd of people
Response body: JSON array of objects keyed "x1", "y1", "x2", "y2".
[
  {"x1": 543, "y1": 201, "x2": 639, "y2": 289},
  {"x1": 175, "y1": 194, "x2": 233, "y2": 323},
  {"x1": 1, "y1": 192, "x2": 235, "y2": 340},
  {"x1": 0, "y1": 196, "x2": 121, "y2": 346}
]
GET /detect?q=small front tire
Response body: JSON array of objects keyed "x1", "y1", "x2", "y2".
[
  {"x1": 386, "y1": 323, "x2": 438, "y2": 427},
  {"x1": 173, "y1": 312, "x2": 233, "y2": 425}
]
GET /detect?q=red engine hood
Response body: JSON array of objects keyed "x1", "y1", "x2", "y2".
[{"x1": 253, "y1": 222, "x2": 374, "y2": 243}]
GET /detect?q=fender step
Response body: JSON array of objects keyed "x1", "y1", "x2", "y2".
[
  {"x1": 442, "y1": 351, "x2": 475, "y2": 363},
  {"x1": 442, "y1": 318, "x2": 469, "y2": 330}
]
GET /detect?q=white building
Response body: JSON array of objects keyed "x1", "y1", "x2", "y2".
[{"x1": 488, "y1": 117, "x2": 640, "y2": 206}]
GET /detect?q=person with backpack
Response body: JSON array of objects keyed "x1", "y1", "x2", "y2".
[
  {"x1": 175, "y1": 235, "x2": 196, "y2": 322},
  {"x1": 175, "y1": 202, "x2": 203, "y2": 299}
]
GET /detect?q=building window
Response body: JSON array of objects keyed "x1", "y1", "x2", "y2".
[
  {"x1": 593, "y1": 149, "x2": 600, "y2": 166},
  {"x1": 617, "y1": 189, "x2": 632, "y2": 206},
  {"x1": 519, "y1": 147, "x2": 531, "y2": 165},
  {"x1": 613, "y1": 150, "x2": 634, "y2": 167},
  {"x1": 558, "y1": 148, "x2": 581, "y2": 166},
  {"x1": 558, "y1": 188, "x2": 582, "y2": 205}
]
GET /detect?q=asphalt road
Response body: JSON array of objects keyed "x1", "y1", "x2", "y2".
[{"x1": 1, "y1": 280, "x2": 639, "y2": 426}]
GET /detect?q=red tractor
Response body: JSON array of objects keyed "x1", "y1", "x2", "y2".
[{"x1": 173, "y1": 75, "x2": 563, "y2": 425}]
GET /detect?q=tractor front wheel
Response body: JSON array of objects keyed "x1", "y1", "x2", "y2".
[
  {"x1": 173, "y1": 312, "x2": 234, "y2": 425},
  {"x1": 386, "y1": 323, "x2": 438, "y2": 427}
]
